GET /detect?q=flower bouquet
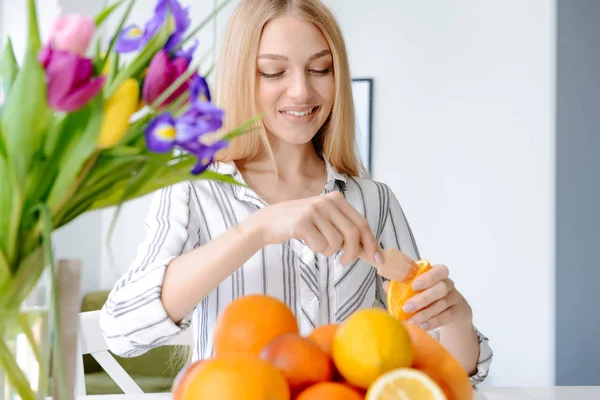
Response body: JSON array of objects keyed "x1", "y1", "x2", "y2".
[{"x1": 0, "y1": 0, "x2": 253, "y2": 399}]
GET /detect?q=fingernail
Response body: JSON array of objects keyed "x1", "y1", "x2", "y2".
[
  {"x1": 402, "y1": 303, "x2": 415, "y2": 313},
  {"x1": 419, "y1": 322, "x2": 431, "y2": 330},
  {"x1": 407, "y1": 318, "x2": 417, "y2": 325},
  {"x1": 374, "y1": 252, "x2": 383, "y2": 265},
  {"x1": 412, "y1": 282, "x2": 424, "y2": 290}
]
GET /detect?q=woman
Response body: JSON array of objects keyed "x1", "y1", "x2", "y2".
[{"x1": 99, "y1": 0, "x2": 492, "y2": 385}]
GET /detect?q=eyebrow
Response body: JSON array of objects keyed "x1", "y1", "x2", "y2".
[{"x1": 258, "y1": 49, "x2": 332, "y2": 61}]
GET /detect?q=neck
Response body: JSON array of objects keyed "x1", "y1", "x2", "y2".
[{"x1": 245, "y1": 136, "x2": 325, "y2": 181}]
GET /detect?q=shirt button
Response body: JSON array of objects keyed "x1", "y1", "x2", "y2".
[{"x1": 302, "y1": 291, "x2": 317, "y2": 301}]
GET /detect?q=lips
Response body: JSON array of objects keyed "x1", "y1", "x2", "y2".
[{"x1": 280, "y1": 106, "x2": 317, "y2": 117}]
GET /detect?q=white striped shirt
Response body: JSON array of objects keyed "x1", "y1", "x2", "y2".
[{"x1": 99, "y1": 159, "x2": 493, "y2": 385}]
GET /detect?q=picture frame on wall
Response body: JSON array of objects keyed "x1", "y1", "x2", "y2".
[{"x1": 351, "y1": 78, "x2": 373, "y2": 174}]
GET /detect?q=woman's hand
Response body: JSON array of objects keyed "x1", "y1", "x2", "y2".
[
  {"x1": 398, "y1": 264, "x2": 473, "y2": 330},
  {"x1": 244, "y1": 191, "x2": 381, "y2": 266}
]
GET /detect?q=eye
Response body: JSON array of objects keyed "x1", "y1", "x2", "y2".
[
  {"x1": 259, "y1": 71, "x2": 284, "y2": 79},
  {"x1": 309, "y1": 68, "x2": 332, "y2": 76}
]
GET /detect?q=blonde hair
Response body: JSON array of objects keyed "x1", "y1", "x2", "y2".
[{"x1": 214, "y1": 0, "x2": 367, "y2": 177}]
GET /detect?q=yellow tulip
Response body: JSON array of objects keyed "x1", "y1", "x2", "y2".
[{"x1": 97, "y1": 78, "x2": 140, "y2": 148}]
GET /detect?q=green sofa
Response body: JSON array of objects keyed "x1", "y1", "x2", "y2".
[{"x1": 81, "y1": 291, "x2": 188, "y2": 394}]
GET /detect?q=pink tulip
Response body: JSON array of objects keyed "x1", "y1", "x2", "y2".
[
  {"x1": 38, "y1": 45, "x2": 105, "y2": 112},
  {"x1": 50, "y1": 14, "x2": 95, "y2": 57}
]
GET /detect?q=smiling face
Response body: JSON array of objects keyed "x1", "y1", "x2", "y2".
[{"x1": 256, "y1": 15, "x2": 335, "y2": 146}]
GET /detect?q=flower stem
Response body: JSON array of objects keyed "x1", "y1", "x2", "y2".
[{"x1": 0, "y1": 335, "x2": 36, "y2": 400}]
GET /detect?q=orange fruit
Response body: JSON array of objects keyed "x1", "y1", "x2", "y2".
[
  {"x1": 306, "y1": 324, "x2": 339, "y2": 357},
  {"x1": 403, "y1": 322, "x2": 473, "y2": 400},
  {"x1": 172, "y1": 360, "x2": 207, "y2": 397},
  {"x1": 365, "y1": 368, "x2": 446, "y2": 400},
  {"x1": 331, "y1": 308, "x2": 413, "y2": 389},
  {"x1": 260, "y1": 333, "x2": 332, "y2": 394},
  {"x1": 306, "y1": 323, "x2": 342, "y2": 381},
  {"x1": 213, "y1": 294, "x2": 299, "y2": 356},
  {"x1": 172, "y1": 354, "x2": 290, "y2": 400},
  {"x1": 295, "y1": 382, "x2": 364, "y2": 400},
  {"x1": 386, "y1": 260, "x2": 432, "y2": 320}
]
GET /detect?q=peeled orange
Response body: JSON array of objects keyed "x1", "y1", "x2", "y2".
[
  {"x1": 366, "y1": 368, "x2": 447, "y2": 400},
  {"x1": 331, "y1": 308, "x2": 413, "y2": 389},
  {"x1": 386, "y1": 260, "x2": 432, "y2": 320}
]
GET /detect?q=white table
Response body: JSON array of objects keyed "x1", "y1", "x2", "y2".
[{"x1": 77, "y1": 387, "x2": 600, "y2": 400}]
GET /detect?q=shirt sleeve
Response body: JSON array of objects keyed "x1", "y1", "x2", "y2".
[
  {"x1": 99, "y1": 181, "x2": 200, "y2": 358},
  {"x1": 377, "y1": 183, "x2": 493, "y2": 385}
]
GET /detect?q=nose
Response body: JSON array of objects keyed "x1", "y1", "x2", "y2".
[{"x1": 287, "y1": 71, "x2": 312, "y2": 101}]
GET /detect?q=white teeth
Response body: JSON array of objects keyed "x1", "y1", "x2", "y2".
[{"x1": 284, "y1": 107, "x2": 315, "y2": 116}]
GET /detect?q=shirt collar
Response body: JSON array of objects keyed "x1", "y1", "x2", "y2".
[{"x1": 208, "y1": 158, "x2": 347, "y2": 206}]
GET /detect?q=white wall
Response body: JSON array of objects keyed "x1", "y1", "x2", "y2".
[
  {"x1": 1, "y1": 0, "x2": 556, "y2": 387},
  {"x1": 326, "y1": 0, "x2": 556, "y2": 387}
]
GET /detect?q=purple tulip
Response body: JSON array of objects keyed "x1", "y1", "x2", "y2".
[
  {"x1": 38, "y1": 45, "x2": 105, "y2": 112},
  {"x1": 114, "y1": 0, "x2": 190, "y2": 53},
  {"x1": 143, "y1": 50, "x2": 194, "y2": 107}
]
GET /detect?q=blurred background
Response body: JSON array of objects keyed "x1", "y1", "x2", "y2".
[{"x1": 1, "y1": 0, "x2": 598, "y2": 389}]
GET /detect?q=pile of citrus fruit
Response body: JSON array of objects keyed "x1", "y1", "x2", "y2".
[{"x1": 172, "y1": 261, "x2": 473, "y2": 400}]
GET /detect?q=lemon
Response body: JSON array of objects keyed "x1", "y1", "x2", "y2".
[
  {"x1": 366, "y1": 368, "x2": 447, "y2": 400},
  {"x1": 332, "y1": 308, "x2": 413, "y2": 389}
]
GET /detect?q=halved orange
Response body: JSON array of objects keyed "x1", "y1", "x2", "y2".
[
  {"x1": 386, "y1": 260, "x2": 432, "y2": 320},
  {"x1": 365, "y1": 368, "x2": 447, "y2": 400}
]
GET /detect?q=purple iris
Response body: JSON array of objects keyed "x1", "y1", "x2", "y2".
[
  {"x1": 114, "y1": 0, "x2": 190, "y2": 53},
  {"x1": 144, "y1": 101, "x2": 226, "y2": 175},
  {"x1": 189, "y1": 73, "x2": 211, "y2": 103}
]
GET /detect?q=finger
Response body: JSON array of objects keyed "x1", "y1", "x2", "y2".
[
  {"x1": 418, "y1": 304, "x2": 459, "y2": 331},
  {"x1": 319, "y1": 200, "x2": 362, "y2": 265},
  {"x1": 312, "y1": 211, "x2": 343, "y2": 257},
  {"x1": 382, "y1": 280, "x2": 390, "y2": 293},
  {"x1": 412, "y1": 264, "x2": 450, "y2": 290},
  {"x1": 298, "y1": 218, "x2": 329, "y2": 254},
  {"x1": 403, "y1": 279, "x2": 454, "y2": 313},
  {"x1": 326, "y1": 192, "x2": 380, "y2": 262},
  {"x1": 407, "y1": 290, "x2": 459, "y2": 328}
]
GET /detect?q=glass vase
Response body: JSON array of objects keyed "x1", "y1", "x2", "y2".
[{"x1": 0, "y1": 263, "x2": 53, "y2": 400}]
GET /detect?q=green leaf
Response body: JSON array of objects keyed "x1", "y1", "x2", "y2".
[
  {"x1": 0, "y1": 119, "x2": 6, "y2": 160},
  {"x1": 150, "y1": 62, "x2": 198, "y2": 109},
  {"x1": 1, "y1": 0, "x2": 50, "y2": 186},
  {"x1": 93, "y1": 34, "x2": 103, "y2": 61},
  {"x1": 97, "y1": 0, "x2": 137, "y2": 74},
  {"x1": 0, "y1": 247, "x2": 9, "y2": 290},
  {"x1": 105, "y1": 7, "x2": 171, "y2": 97},
  {"x1": 95, "y1": 0, "x2": 127, "y2": 27},
  {"x1": 120, "y1": 112, "x2": 153, "y2": 146},
  {"x1": 47, "y1": 96, "x2": 104, "y2": 214},
  {"x1": 25, "y1": 0, "x2": 41, "y2": 52},
  {"x1": 176, "y1": 0, "x2": 235, "y2": 51},
  {"x1": 223, "y1": 115, "x2": 262, "y2": 141},
  {"x1": 100, "y1": 145, "x2": 142, "y2": 157},
  {"x1": 0, "y1": 38, "x2": 19, "y2": 97}
]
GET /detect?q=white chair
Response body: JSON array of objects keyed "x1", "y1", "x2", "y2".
[{"x1": 76, "y1": 310, "x2": 192, "y2": 395}]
